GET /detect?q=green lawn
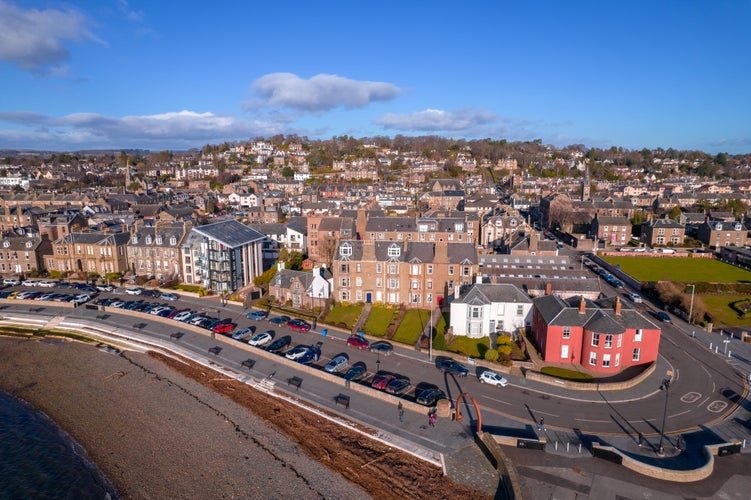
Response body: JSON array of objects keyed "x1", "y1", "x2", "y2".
[
  {"x1": 362, "y1": 304, "x2": 396, "y2": 337},
  {"x1": 601, "y1": 256, "x2": 751, "y2": 283},
  {"x1": 392, "y1": 308, "x2": 430, "y2": 345},
  {"x1": 447, "y1": 336, "x2": 490, "y2": 358},
  {"x1": 323, "y1": 304, "x2": 363, "y2": 330},
  {"x1": 699, "y1": 295, "x2": 751, "y2": 327},
  {"x1": 541, "y1": 366, "x2": 594, "y2": 382}
]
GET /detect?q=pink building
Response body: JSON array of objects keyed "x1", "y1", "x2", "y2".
[{"x1": 531, "y1": 294, "x2": 661, "y2": 373}]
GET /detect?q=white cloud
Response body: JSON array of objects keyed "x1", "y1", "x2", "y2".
[
  {"x1": 373, "y1": 108, "x2": 498, "y2": 133},
  {"x1": 0, "y1": 0, "x2": 101, "y2": 74},
  {"x1": 248, "y1": 73, "x2": 401, "y2": 112},
  {"x1": 118, "y1": 0, "x2": 144, "y2": 22},
  {"x1": 0, "y1": 110, "x2": 282, "y2": 150}
]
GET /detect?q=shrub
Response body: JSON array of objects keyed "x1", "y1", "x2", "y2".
[
  {"x1": 484, "y1": 349, "x2": 499, "y2": 362},
  {"x1": 497, "y1": 345, "x2": 512, "y2": 358}
]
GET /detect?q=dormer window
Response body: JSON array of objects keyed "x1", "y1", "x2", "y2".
[
  {"x1": 156, "y1": 236, "x2": 163, "y2": 245},
  {"x1": 339, "y1": 242, "x2": 352, "y2": 257},
  {"x1": 2, "y1": 241, "x2": 8, "y2": 248},
  {"x1": 170, "y1": 236, "x2": 177, "y2": 246},
  {"x1": 715, "y1": 223, "x2": 723, "y2": 231},
  {"x1": 509, "y1": 219, "x2": 517, "y2": 227},
  {"x1": 132, "y1": 236, "x2": 138, "y2": 244},
  {"x1": 145, "y1": 235, "x2": 152, "y2": 244},
  {"x1": 387, "y1": 243, "x2": 401, "y2": 258},
  {"x1": 735, "y1": 223, "x2": 743, "y2": 231},
  {"x1": 25, "y1": 241, "x2": 33, "y2": 248}
]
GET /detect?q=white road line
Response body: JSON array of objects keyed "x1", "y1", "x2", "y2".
[
  {"x1": 575, "y1": 418, "x2": 609, "y2": 423},
  {"x1": 480, "y1": 395, "x2": 512, "y2": 406},
  {"x1": 669, "y1": 410, "x2": 691, "y2": 418},
  {"x1": 534, "y1": 409, "x2": 559, "y2": 417}
]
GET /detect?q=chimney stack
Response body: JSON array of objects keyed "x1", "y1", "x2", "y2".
[
  {"x1": 578, "y1": 296, "x2": 586, "y2": 314},
  {"x1": 614, "y1": 296, "x2": 622, "y2": 316},
  {"x1": 545, "y1": 283, "x2": 552, "y2": 296}
]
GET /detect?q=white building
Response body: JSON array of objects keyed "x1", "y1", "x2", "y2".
[{"x1": 449, "y1": 283, "x2": 533, "y2": 338}]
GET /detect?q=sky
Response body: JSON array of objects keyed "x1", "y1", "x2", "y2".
[{"x1": 0, "y1": 0, "x2": 750, "y2": 154}]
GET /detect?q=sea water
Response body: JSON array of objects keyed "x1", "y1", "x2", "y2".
[{"x1": 0, "y1": 391, "x2": 118, "y2": 499}]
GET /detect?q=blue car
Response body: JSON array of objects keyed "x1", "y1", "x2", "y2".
[
  {"x1": 246, "y1": 310, "x2": 269, "y2": 320},
  {"x1": 269, "y1": 315, "x2": 291, "y2": 326}
]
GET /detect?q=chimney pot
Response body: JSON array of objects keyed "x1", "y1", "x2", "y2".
[{"x1": 578, "y1": 296, "x2": 586, "y2": 314}]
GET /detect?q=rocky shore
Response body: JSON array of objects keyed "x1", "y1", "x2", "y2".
[{"x1": 0, "y1": 335, "x2": 489, "y2": 499}]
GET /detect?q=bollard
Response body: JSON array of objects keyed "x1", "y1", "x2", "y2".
[
  {"x1": 716, "y1": 346, "x2": 719, "y2": 353},
  {"x1": 578, "y1": 443, "x2": 582, "y2": 454},
  {"x1": 566, "y1": 442, "x2": 570, "y2": 452},
  {"x1": 728, "y1": 351, "x2": 732, "y2": 358},
  {"x1": 743, "y1": 439, "x2": 746, "y2": 448},
  {"x1": 555, "y1": 441, "x2": 558, "y2": 451},
  {"x1": 710, "y1": 342, "x2": 713, "y2": 350}
]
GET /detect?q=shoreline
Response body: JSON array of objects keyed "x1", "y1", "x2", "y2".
[
  {"x1": 0, "y1": 335, "x2": 491, "y2": 499},
  {"x1": 0, "y1": 336, "x2": 371, "y2": 499}
]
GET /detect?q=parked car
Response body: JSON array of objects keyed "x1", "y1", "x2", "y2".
[
  {"x1": 297, "y1": 346, "x2": 321, "y2": 365},
  {"x1": 416, "y1": 388, "x2": 446, "y2": 406},
  {"x1": 160, "y1": 292, "x2": 179, "y2": 301},
  {"x1": 246, "y1": 310, "x2": 269, "y2": 320},
  {"x1": 125, "y1": 287, "x2": 143, "y2": 295},
  {"x1": 269, "y1": 315, "x2": 291, "y2": 326},
  {"x1": 231, "y1": 327, "x2": 253, "y2": 341},
  {"x1": 173, "y1": 310, "x2": 194, "y2": 322},
  {"x1": 22, "y1": 280, "x2": 40, "y2": 287},
  {"x1": 346, "y1": 334, "x2": 370, "y2": 349},
  {"x1": 211, "y1": 322, "x2": 236, "y2": 335},
  {"x1": 343, "y1": 362, "x2": 367, "y2": 382},
  {"x1": 37, "y1": 280, "x2": 56, "y2": 288},
  {"x1": 384, "y1": 378, "x2": 411, "y2": 395},
  {"x1": 324, "y1": 354, "x2": 349, "y2": 373},
  {"x1": 368, "y1": 341, "x2": 393, "y2": 355},
  {"x1": 287, "y1": 318, "x2": 311, "y2": 332},
  {"x1": 265, "y1": 335, "x2": 291, "y2": 354},
  {"x1": 656, "y1": 311, "x2": 672, "y2": 323},
  {"x1": 435, "y1": 356, "x2": 469, "y2": 376},
  {"x1": 248, "y1": 330, "x2": 273, "y2": 347},
  {"x1": 479, "y1": 370, "x2": 508, "y2": 387},
  {"x1": 2, "y1": 278, "x2": 20, "y2": 286},
  {"x1": 285, "y1": 344, "x2": 312, "y2": 361},
  {"x1": 628, "y1": 292, "x2": 643, "y2": 303},
  {"x1": 370, "y1": 372, "x2": 396, "y2": 391},
  {"x1": 96, "y1": 284, "x2": 115, "y2": 292}
]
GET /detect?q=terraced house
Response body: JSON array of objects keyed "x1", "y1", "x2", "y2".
[
  {"x1": 333, "y1": 240, "x2": 478, "y2": 308},
  {"x1": 127, "y1": 221, "x2": 191, "y2": 281},
  {"x1": 45, "y1": 231, "x2": 130, "y2": 276}
]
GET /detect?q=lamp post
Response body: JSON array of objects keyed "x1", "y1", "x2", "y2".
[
  {"x1": 686, "y1": 284, "x2": 695, "y2": 324},
  {"x1": 429, "y1": 306, "x2": 433, "y2": 362},
  {"x1": 658, "y1": 376, "x2": 671, "y2": 455},
  {"x1": 376, "y1": 352, "x2": 381, "y2": 374}
]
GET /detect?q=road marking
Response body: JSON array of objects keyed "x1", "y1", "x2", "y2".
[
  {"x1": 480, "y1": 395, "x2": 512, "y2": 406},
  {"x1": 681, "y1": 392, "x2": 702, "y2": 403},
  {"x1": 534, "y1": 409, "x2": 559, "y2": 417},
  {"x1": 669, "y1": 410, "x2": 691, "y2": 418},
  {"x1": 575, "y1": 418, "x2": 609, "y2": 423},
  {"x1": 707, "y1": 401, "x2": 728, "y2": 413}
]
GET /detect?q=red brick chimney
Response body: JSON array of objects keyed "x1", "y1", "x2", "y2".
[
  {"x1": 614, "y1": 296, "x2": 622, "y2": 316},
  {"x1": 578, "y1": 296, "x2": 586, "y2": 314},
  {"x1": 545, "y1": 283, "x2": 552, "y2": 296}
]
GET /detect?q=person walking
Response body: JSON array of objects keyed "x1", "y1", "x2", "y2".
[
  {"x1": 398, "y1": 402, "x2": 404, "y2": 422},
  {"x1": 429, "y1": 412, "x2": 437, "y2": 427},
  {"x1": 539, "y1": 417, "x2": 545, "y2": 431}
]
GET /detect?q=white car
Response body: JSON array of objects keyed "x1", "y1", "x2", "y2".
[
  {"x1": 125, "y1": 287, "x2": 143, "y2": 295},
  {"x1": 96, "y1": 284, "x2": 115, "y2": 292},
  {"x1": 628, "y1": 293, "x2": 643, "y2": 303},
  {"x1": 37, "y1": 280, "x2": 56, "y2": 288},
  {"x1": 248, "y1": 330, "x2": 273, "y2": 346},
  {"x1": 72, "y1": 293, "x2": 90, "y2": 304},
  {"x1": 479, "y1": 370, "x2": 508, "y2": 388},
  {"x1": 285, "y1": 345, "x2": 311, "y2": 360},
  {"x1": 22, "y1": 280, "x2": 40, "y2": 287},
  {"x1": 173, "y1": 311, "x2": 194, "y2": 322},
  {"x1": 231, "y1": 327, "x2": 253, "y2": 341},
  {"x1": 324, "y1": 354, "x2": 349, "y2": 373},
  {"x1": 149, "y1": 306, "x2": 171, "y2": 316},
  {"x1": 2, "y1": 278, "x2": 20, "y2": 286}
]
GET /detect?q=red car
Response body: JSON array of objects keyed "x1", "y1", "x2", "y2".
[
  {"x1": 370, "y1": 373, "x2": 396, "y2": 391},
  {"x1": 346, "y1": 335, "x2": 370, "y2": 349},
  {"x1": 287, "y1": 319, "x2": 312, "y2": 332},
  {"x1": 211, "y1": 322, "x2": 236, "y2": 335}
]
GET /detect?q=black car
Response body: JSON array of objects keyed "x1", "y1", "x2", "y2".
[
  {"x1": 269, "y1": 315, "x2": 291, "y2": 326},
  {"x1": 368, "y1": 340, "x2": 394, "y2": 355},
  {"x1": 416, "y1": 388, "x2": 446, "y2": 406},
  {"x1": 266, "y1": 335, "x2": 292, "y2": 354},
  {"x1": 343, "y1": 362, "x2": 367, "y2": 382},
  {"x1": 435, "y1": 356, "x2": 469, "y2": 376}
]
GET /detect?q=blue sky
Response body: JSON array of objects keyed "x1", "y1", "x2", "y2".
[{"x1": 0, "y1": 0, "x2": 749, "y2": 153}]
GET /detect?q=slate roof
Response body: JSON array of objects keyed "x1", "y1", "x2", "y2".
[
  {"x1": 191, "y1": 220, "x2": 266, "y2": 248},
  {"x1": 453, "y1": 283, "x2": 532, "y2": 306},
  {"x1": 57, "y1": 231, "x2": 131, "y2": 246},
  {"x1": 271, "y1": 269, "x2": 315, "y2": 290},
  {"x1": 533, "y1": 294, "x2": 660, "y2": 331}
]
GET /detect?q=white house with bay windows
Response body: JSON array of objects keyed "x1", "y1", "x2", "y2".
[{"x1": 449, "y1": 283, "x2": 533, "y2": 338}]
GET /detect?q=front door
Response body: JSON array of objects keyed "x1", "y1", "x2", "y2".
[
  {"x1": 561, "y1": 344, "x2": 569, "y2": 360},
  {"x1": 366, "y1": 292, "x2": 372, "y2": 303}
]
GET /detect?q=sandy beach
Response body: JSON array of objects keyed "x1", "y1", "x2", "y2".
[{"x1": 0, "y1": 335, "x2": 489, "y2": 499}]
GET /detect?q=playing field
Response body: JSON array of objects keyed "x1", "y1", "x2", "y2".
[{"x1": 601, "y1": 256, "x2": 751, "y2": 283}]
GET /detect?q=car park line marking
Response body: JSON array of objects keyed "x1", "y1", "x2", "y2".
[
  {"x1": 480, "y1": 395, "x2": 512, "y2": 406},
  {"x1": 669, "y1": 410, "x2": 691, "y2": 418},
  {"x1": 575, "y1": 418, "x2": 609, "y2": 423},
  {"x1": 533, "y1": 410, "x2": 559, "y2": 417},
  {"x1": 698, "y1": 396, "x2": 710, "y2": 407}
]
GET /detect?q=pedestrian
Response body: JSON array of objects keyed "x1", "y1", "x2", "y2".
[
  {"x1": 398, "y1": 402, "x2": 404, "y2": 422},
  {"x1": 429, "y1": 412, "x2": 437, "y2": 427},
  {"x1": 539, "y1": 417, "x2": 545, "y2": 431}
]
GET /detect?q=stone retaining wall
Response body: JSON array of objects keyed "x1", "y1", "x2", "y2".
[{"x1": 524, "y1": 361, "x2": 656, "y2": 391}]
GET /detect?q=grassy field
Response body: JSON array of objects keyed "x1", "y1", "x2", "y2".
[
  {"x1": 392, "y1": 309, "x2": 430, "y2": 345},
  {"x1": 601, "y1": 256, "x2": 751, "y2": 283},
  {"x1": 362, "y1": 304, "x2": 397, "y2": 337},
  {"x1": 699, "y1": 295, "x2": 751, "y2": 327},
  {"x1": 323, "y1": 304, "x2": 363, "y2": 330}
]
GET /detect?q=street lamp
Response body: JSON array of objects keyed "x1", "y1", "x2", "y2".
[
  {"x1": 686, "y1": 284, "x2": 695, "y2": 324},
  {"x1": 429, "y1": 306, "x2": 433, "y2": 362},
  {"x1": 658, "y1": 376, "x2": 671, "y2": 455},
  {"x1": 376, "y1": 352, "x2": 381, "y2": 373}
]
